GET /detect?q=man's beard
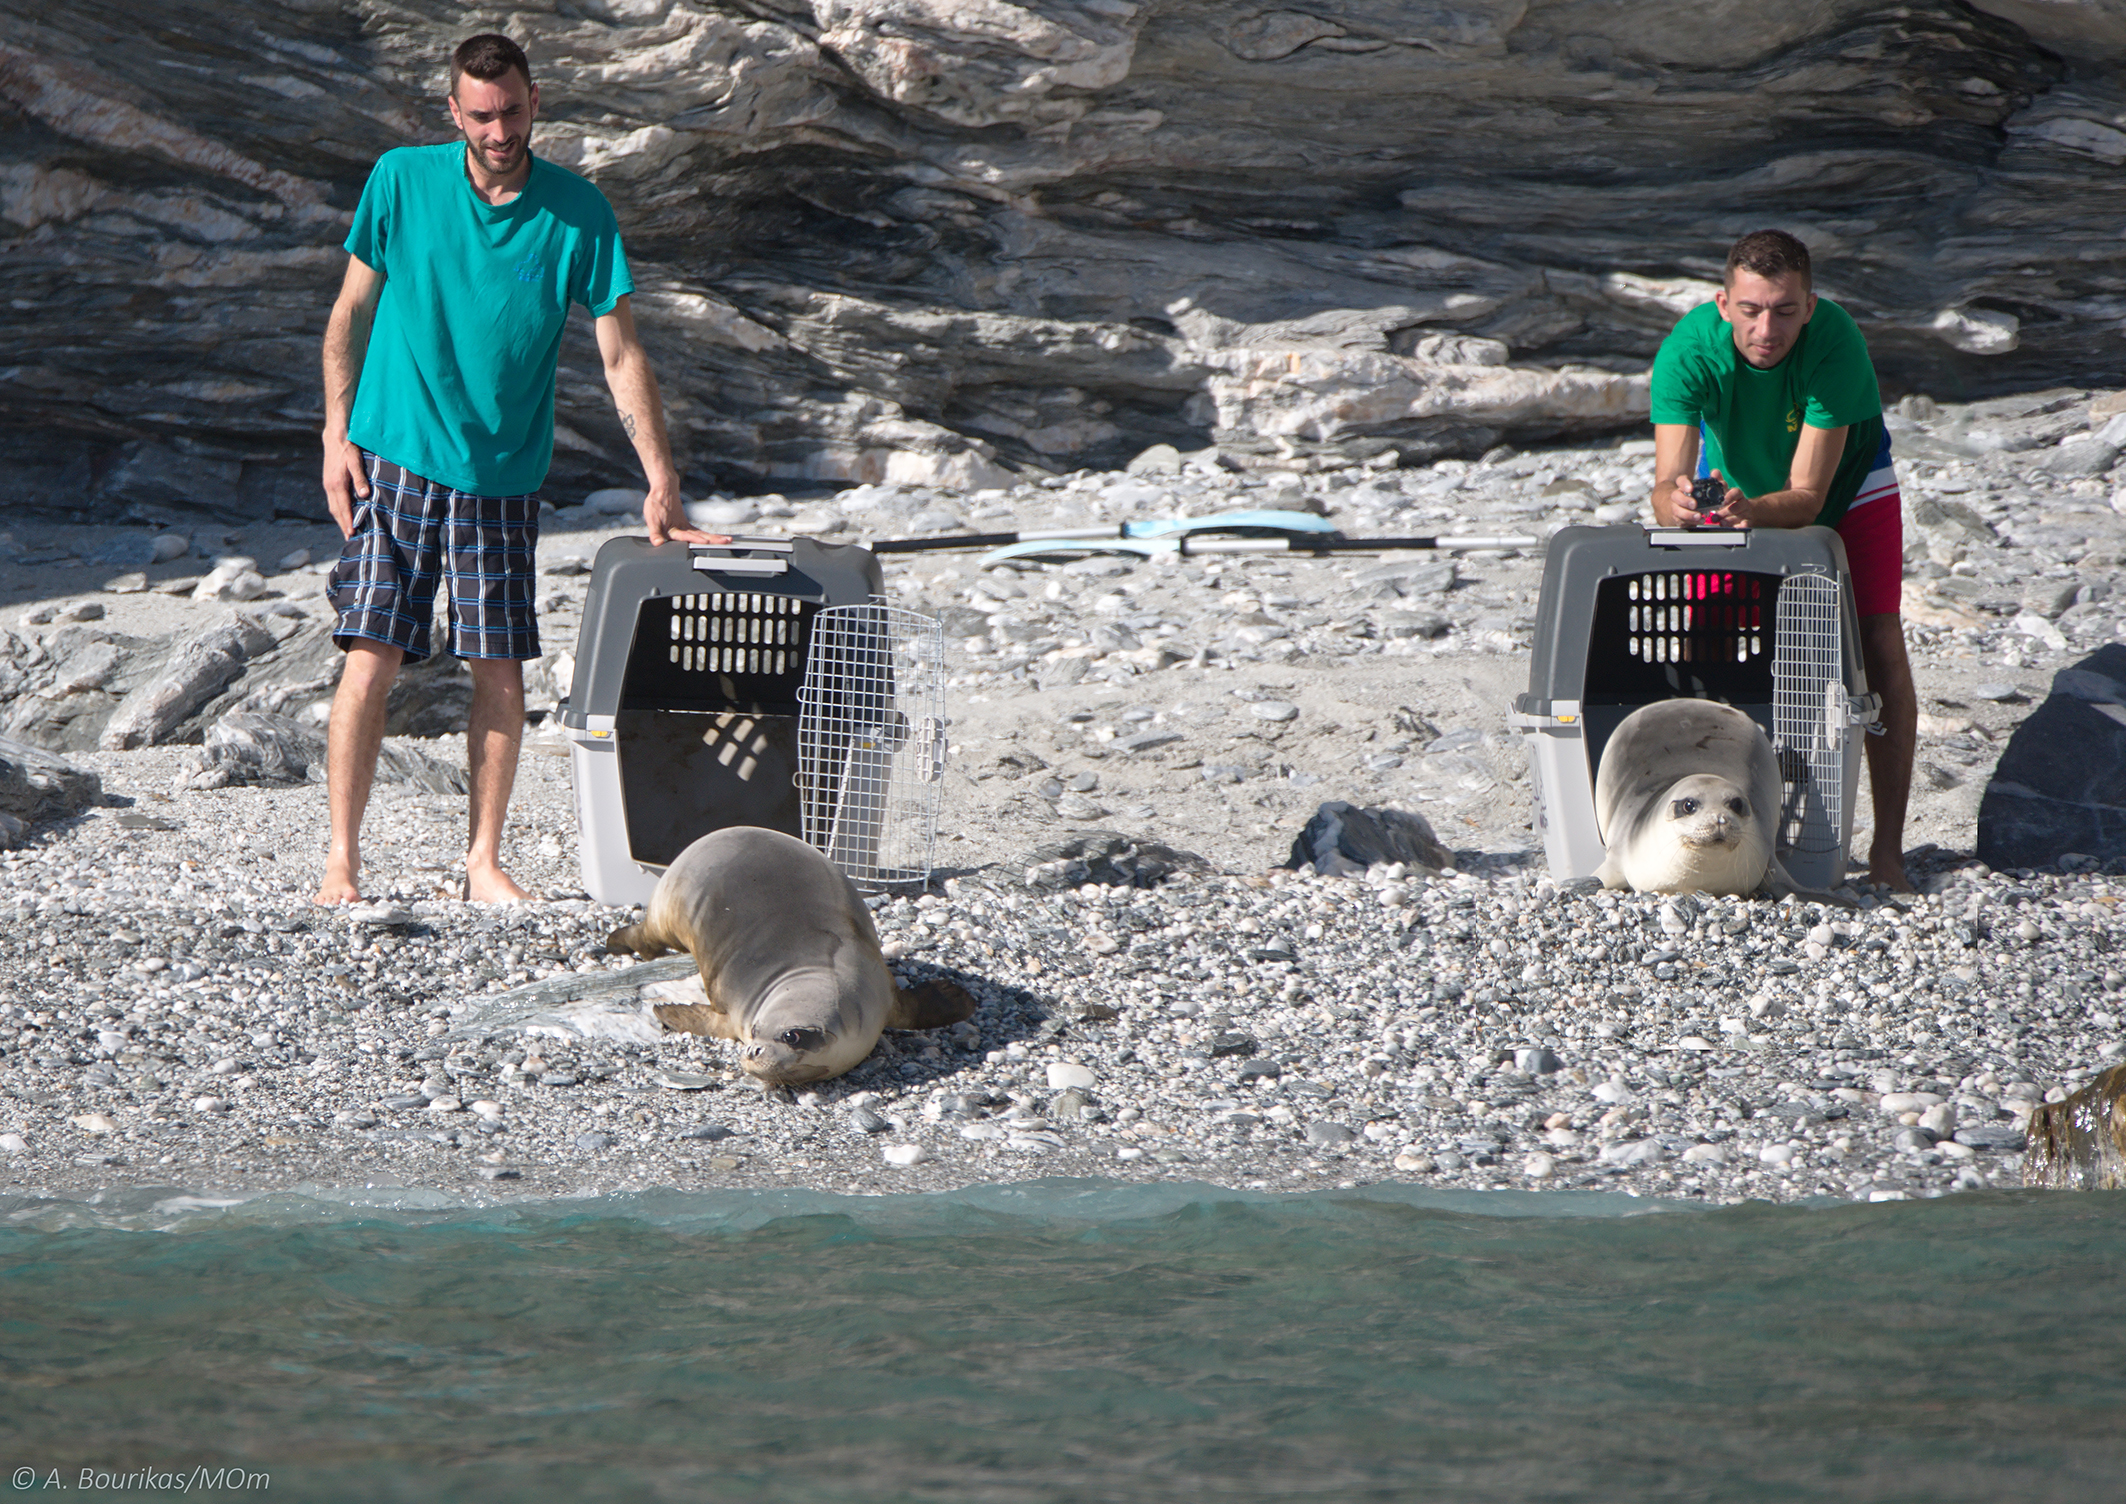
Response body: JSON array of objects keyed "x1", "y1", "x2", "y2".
[{"x1": 471, "y1": 137, "x2": 525, "y2": 169}]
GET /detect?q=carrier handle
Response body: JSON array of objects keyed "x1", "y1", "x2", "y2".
[
  {"x1": 1644, "y1": 527, "x2": 1750, "y2": 548},
  {"x1": 689, "y1": 537, "x2": 792, "y2": 577}
]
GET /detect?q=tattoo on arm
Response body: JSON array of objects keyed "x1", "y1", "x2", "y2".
[{"x1": 620, "y1": 411, "x2": 639, "y2": 440}]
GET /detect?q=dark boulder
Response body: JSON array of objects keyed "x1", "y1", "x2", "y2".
[
  {"x1": 1978, "y1": 645, "x2": 2126, "y2": 870},
  {"x1": 1018, "y1": 829, "x2": 1207, "y2": 889},
  {"x1": 1287, "y1": 800, "x2": 1451, "y2": 876},
  {"x1": 0, "y1": 734, "x2": 103, "y2": 847}
]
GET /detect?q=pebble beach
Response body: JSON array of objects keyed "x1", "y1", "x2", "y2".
[{"x1": 4, "y1": 387, "x2": 2124, "y2": 1209}]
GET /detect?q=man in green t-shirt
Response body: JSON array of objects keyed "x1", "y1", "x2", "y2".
[
  {"x1": 1646, "y1": 229, "x2": 1916, "y2": 892},
  {"x1": 314, "y1": 33, "x2": 716, "y2": 905}
]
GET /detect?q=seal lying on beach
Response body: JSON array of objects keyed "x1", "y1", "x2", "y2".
[
  {"x1": 606, "y1": 825, "x2": 974, "y2": 1086},
  {"x1": 1594, "y1": 699, "x2": 1812, "y2": 897}
]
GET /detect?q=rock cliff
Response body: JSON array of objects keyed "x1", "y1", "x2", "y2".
[{"x1": 4, "y1": 1, "x2": 2125, "y2": 517}]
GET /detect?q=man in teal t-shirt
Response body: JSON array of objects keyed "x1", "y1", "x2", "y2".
[
  {"x1": 1646, "y1": 229, "x2": 1916, "y2": 892},
  {"x1": 314, "y1": 33, "x2": 715, "y2": 906}
]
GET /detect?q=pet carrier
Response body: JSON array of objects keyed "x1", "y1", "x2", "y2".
[
  {"x1": 558, "y1": 536, "x2": 917, "y2": 906},
  {"x1": 1509, "y1": 524, "x2": 1881, "y2": 891}
]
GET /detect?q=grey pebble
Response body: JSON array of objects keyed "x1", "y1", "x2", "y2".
[{"x1": 1954, "y1": 1124, "x2": 2024, "y2": 1149}]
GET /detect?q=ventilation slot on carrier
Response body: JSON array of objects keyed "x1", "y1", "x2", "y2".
[
  {"x1": 666, "y1": 592, "x2": 804, "y2": 679},
  {"x1": 1623, "y1": 570, "x2": 1765, "y2": 665},
  {"x1": 620, "y1": 594, "x2": 818, "y2": 717}
]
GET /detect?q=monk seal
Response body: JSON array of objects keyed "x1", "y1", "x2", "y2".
[
  {"x1": 1593, "y1": 699, "x2": 1822, "y2": 898},
  {"x1": 605, "y1": 825, "x2": 974, "y2": 1086}
]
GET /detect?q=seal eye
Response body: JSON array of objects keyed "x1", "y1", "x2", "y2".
[
  {"x1": 1671, "y1": 797, "x2": 1699, "y2": 818},
  {"x1": 776, "y1": 1027, "x2": 828, "y2": 1053},
  {"x1": 1726, "y1": 797, "x2": 1750, "y2": 817}
]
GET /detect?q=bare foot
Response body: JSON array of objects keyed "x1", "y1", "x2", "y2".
[
  {"x1": 464, "y1": 861, "x2": 534, "y2": 904},
  {"x1": 1867, "y1": 848, "x2": 1915, "y2": 894},
  {"x1": 314, "y1": 855, "x2": 364, "y2": 906}
]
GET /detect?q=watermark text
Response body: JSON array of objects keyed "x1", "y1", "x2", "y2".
[{"x1": 11, "y1": 1467, "x2": 269, "y2": 1492}]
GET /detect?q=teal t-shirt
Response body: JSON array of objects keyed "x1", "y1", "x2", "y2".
[
  {"x1": 1648, "y1": 297, "x2": 1884, "y2": 526},
  {"x1": 344, "y1": 143, "x2": 633, "y2": 497}
]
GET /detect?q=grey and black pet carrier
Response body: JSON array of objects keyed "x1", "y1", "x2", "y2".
[
  {"x1": 1509, "y1": 524, "x2": 1881, "y2": 891},
  {"x1": 557, "y1": 537, "x2": 945, "y2": 906}
]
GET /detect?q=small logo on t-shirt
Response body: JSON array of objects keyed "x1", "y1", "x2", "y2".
[
  {"x1": 1786, "y1": 405, "x2": 1800, "y2": 434},
  {"x1": 514, "y1": 255, "x2": 543, "y2": 283}
]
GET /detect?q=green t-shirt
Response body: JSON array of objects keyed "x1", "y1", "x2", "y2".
[
  {"x1": 1648, "y1": 297, "x2": 1884, "y2": 526},
  {"x1": 344, "y1": 143, "x2": 633, "y2": 497}
]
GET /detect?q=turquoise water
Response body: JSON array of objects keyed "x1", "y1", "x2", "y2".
[{"x1": 2, "y1": 1180, "x2": 2121, "y2": 1502}]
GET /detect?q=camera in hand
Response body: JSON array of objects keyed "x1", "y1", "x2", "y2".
[{"x1": 1689, "y1": 476, "x2": 1726, "y2": 511}]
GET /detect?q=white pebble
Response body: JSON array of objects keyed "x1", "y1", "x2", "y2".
[
  {"x1": 1, "y1": 1132, "x2": 29, "y2": 1154},
  {"x1": 1047, "y1": 1061, "x2": 1096, "y2": 1090},
  {"x1": 469, "y1": 1100, "x2": 504, "y2": 1120},
  {"x1": 1523, "y1": 1151, "x2": 1556, "y2": 1179},
  {"x1": 882, "y1": 1144, "x2": 930, "y2": 1167},
  {"x1": 1115, "y1": 1147, "x2": 1146, "y2": 1161},
  {"x1": 192, "y1": 1096, "x2": 228, "y2": 1114}
]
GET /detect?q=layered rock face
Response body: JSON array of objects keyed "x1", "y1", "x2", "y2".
[{"x1": 5, "y1": 1, "x2": 2126, "y2": 519}]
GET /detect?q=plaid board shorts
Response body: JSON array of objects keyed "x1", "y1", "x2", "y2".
[{"x1": 328, "y1": 452, "x2": 540, "y2": 662}]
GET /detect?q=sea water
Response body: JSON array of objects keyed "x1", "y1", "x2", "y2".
[{"x1": 1, "y1": 1180, "x2": 2121, "y2": 1502}]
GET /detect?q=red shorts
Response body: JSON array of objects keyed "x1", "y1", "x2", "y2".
[{"x1": 1834, "y1": 472, "x2": 1903, "y2": 619}]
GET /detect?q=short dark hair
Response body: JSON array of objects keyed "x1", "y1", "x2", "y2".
[
  {"x1": 1725, "y1": 230, "x2": 1811, "y2": 288},
  {"x1": 452, "y1": 34, "x2": 532, "y2": 94}
]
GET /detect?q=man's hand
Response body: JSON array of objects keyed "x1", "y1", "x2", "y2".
[
  {"x1": 320, "y1": 254, "x2": 384, "y2": 538},
  {"x1": 643, "y1": 480, "x2": 725, "y2": 548},
  {"x1": 1706, "y1": 486, "x2": 1776, "y2": 528},
  {"x1": 1669, "y1": 470, "x2": 1743, "y2": 528},
  {"x1": 323, "y1": 433, "x2": 370, "y2": 539}
]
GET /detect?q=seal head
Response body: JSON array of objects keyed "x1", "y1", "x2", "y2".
[{"x1": 1619, "y1": 771, "x2": 1766, "y2": 894}]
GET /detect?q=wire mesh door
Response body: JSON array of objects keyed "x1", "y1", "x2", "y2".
[
  {"x1": 1772, "y1": 570, "x2": 1846, "y2": 862},
  {"x1": 797, "y1": 602, "x2": 948, "y2": 890}
]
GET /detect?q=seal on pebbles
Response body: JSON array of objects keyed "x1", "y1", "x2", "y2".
[
  {"x1": 1593, "y1": 699, "x2": 1823, "y2": 899},
  {"x1": 605, "y1": 826, "x2": 975, "y2": 1086}
]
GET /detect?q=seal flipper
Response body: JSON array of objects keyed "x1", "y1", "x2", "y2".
[
  {"x1": 1592, "y1": 853, "x2": 1631, "y2": 890},
  {"x1": 653, "y1": 1001, "x2": 744, "y2": 1040},
  {"x1": 606, "y1": 922, "x2": 675, "y2": 959},
  {"x1": 885, "y1": 977, "x2": 978, "y2": 1031}
]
